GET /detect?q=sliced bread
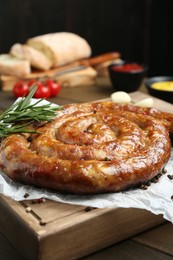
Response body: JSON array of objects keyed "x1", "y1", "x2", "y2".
[
  {"x1": 0, "y1": 54, "x2": 31, "y2": 77},
  {"x1": 10, "y1": 43, "x2": 52, "y2": 70}
]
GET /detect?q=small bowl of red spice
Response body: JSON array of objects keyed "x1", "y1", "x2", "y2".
[{"x1": 108, "y1": 62, "x2": 147, "y2": 93}]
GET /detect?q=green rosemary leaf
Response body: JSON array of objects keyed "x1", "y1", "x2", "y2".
[
  {"x1": 0, "y1": 127, "x2": 40, "y2": 138},
  {"x1": 17, "y1": 85, "x2": 37, "y2": 110},
  {"x1": 0, "y1": 85, "x2": 62, "y2": 137}
]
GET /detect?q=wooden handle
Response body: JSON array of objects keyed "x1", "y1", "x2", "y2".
[{"x1": 79, "y1": 52, "x2": 121, "y2": 66}]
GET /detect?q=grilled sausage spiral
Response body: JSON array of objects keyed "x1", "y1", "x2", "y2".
[{"x1": 0, "y1": 102, "x2": 172, "y2": 194}]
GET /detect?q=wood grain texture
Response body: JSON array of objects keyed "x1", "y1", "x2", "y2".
[
  {"x1": 0, "y1": 195, "x2": 165, "y2": 260},
  {"x1": 132, "y1": 222, "x2": 173, "y2": 255},
  {"x1": 83, "y1": 240, "x2": 173, "y2": 260},
  {"x1": 0, "y1": 231, "x2": 24, "y2": 260}
]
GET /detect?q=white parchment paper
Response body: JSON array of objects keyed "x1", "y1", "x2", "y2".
[{"x1": 0, "y1": 99, "x2": 173, "y2": 223}]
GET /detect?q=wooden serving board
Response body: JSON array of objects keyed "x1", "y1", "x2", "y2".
[
  {"x1": 0, "y1": 195, "x2": 165, "y2": 260},
  {"x1": 0, "y1": 92, "x2": 172, "y2": 260},
  {"x1": 0, "y1": 52, "x2": 121, "y2": 91}
]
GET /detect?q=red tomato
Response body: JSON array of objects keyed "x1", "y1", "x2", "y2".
[
  {"x1": 27, "y1": 79, "x2": 37, "y2": 87},
  {"x1": 13, "y1": 81, "x2": 29, "y2": 97},
  {"x1": 33, "y1": 82, "x2": 51, "y2": 99},
  {"x1": 45, "y1": 79, "x2": 61, "y2": 97}
]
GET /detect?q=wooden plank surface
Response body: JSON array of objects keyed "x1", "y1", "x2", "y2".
[
  {"x1": 0, "y1": 78, "x2": 114, "y2": 109},
  {"x1": 0, "y1": 231, "x2": 24, "y2": 260},
  {"x1": 83, "y1": 238, "x2": 173, "y2": 260},
  {"x1": 132, "y1": 222, "x2": 173, "y2": 255}
]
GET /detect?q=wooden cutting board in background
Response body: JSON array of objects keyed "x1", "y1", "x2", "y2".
[
  {"x1": 0, "y1": 92, "x2": 172, "y2": 260},
  {"x1": 0, "y1": 52, "x2": 121, "y2": 91}
]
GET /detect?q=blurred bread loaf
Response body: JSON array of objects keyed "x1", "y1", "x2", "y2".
[
  {"x1": 0, "y1": 54, "x2": 31, "y2": 77},
  {"x1": 0, "y1": 32, "x2": 98, "y2": 89},
  {"x1": 27, "y1": 32, "x2": 92, "y2": 67},
  {"x1": 10, "y1": 43, "x2": 52, "y2": 70}
]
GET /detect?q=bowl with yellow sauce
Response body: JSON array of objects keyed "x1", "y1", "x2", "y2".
[{"x1": 145, "y1": 76, "x2": 173, "y2": 103}]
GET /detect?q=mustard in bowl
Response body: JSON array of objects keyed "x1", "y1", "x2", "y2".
[{"x1": 145, "y1": 76, "x2": 173, "y2": 103}]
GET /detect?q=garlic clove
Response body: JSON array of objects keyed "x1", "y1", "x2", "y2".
[
  {"x1": 111, "y1": 91, "x2": 131, "y2": 103},
  {"x1": 134, "y1": 97, "x2": 154, "y2": 108}
]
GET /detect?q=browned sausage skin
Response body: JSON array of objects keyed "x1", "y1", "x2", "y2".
[{"x1": 0, "y1": 102, "x2": 172, "y2": 194}]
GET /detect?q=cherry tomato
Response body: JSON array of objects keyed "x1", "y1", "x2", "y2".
[
  {"x1": 33, "y1": 82, "x2": 51, "y2": 99},
  {"x1": 27, "y1": 79, "x2": 37, "y2": 87},
  {"x1": 13, "y1": 78, "x2": 61, "y2": 99},
  {"x1": 13, "y1": 81, "x2": 29, "y2": 97},
  {"x1": 45, "y1": 79, "x2": 61, "y2": 97}
]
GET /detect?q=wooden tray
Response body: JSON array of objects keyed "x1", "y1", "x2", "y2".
[
  {"x1": 0, "y1": 195, "x2": 165, "y2": 260},
  {"x1": 0, "y1": 92, "x2": 172, "y2": 260}
]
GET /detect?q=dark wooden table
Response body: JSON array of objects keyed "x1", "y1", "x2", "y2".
[{"x1": 0, "y1": 77, "x2": 173, "y2": 260}]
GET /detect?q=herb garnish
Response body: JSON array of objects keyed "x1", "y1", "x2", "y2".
[{"x1": 0, "y1": 86, "x2": 62, "y2": 137}]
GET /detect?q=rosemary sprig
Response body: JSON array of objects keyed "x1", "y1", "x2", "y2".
[{"x1": 0, "y1": 86, "x2": 62, "y2": 137}]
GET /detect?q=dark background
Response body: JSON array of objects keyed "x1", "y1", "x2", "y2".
[{"x1": 0, "y1": 0, "x2": 172, "y2": 76}]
